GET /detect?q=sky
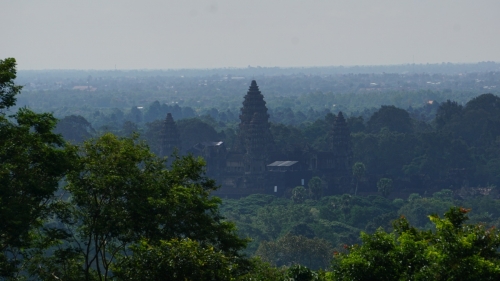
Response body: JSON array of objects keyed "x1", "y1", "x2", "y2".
[{"x1": 1, "y1": 0, "x2": 500, "y2": 70}]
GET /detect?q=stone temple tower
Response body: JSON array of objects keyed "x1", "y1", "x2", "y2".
[
  {"x1": 329, "y1": 111, "x2": 353, "y2": 177},
  {"x1": 235, "y1": 80, "x2": 275, "y2": 188},
  {"x1": 159, "y1": 113, "x2": 181, "y2": 157},
  {"x1": 235, "y1": 80, "x2": 275, "y2": 154}
]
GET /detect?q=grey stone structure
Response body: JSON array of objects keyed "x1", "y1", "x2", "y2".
[
  {"x1": 159, "y1": 113, "x2": 181, "y2": 157},
  {"x1": 175, "y1": 80, "x2": 353, "y2": 198}
]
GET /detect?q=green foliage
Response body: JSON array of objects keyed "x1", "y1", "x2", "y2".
[
  {"x1": 24, "y1": 230, "x2": 86, "y2": 281},
  {"x1": 292, "y1": 186, "x2": 308, "y2": 203},
  {"x1": 222, "y1": 193, "x2": 409, "y2": 268},
  {"x1": 435, "y1": 99, "x2": 463, "y2": 129},
  {"x1": 408, "y1": 193, "x2": 421, "y2": 202},
  {"x1": 236, "y1": 258, "x2": 287, "y2": 281},
  {"x1": 287, "y1": 264, "x2": 318, "y2": 281},
  {"x1": 346, "y1": 116, "x2": 365, "y2": 133},
  {"x1": 143, "y1": 119, "x2": 164, "y2": 154},
  {"x1": 0, "y1": 58, "x2": 22, "y2": 110},
  {"x1": 256, "y1": 234, "x2": 333, "y2": 270},
  {"x1": 0, "y1": 109, "x2": 75, "y2": 248},
  {"x1": 392, "y1": 198, "x2": 404, "y2": 208},
  {"x1": 377, "y1": 178, "x2": 393, "y2": 197},
  {"x1": 352, "y1": 162, "x2": 366, "y2": 179},
  {"x1": 54, "y1": 114, "x2": 95, "y2": 143},
  {"x1": 114, "y1": 238, "x2": 243, "y2": 281},
  {"x1": 0, "y1": 58, "x2": 76, "y2": 278},
  {"x1": 398, "y1": 193, "x2": 454, "y2": 229},
  {"x1": 270, "y1": 123, "x2": 307, "y2": 156},
  {"x1": 308, "y1": 177, "x2": 323, "y2": 200},
  {"x1": 121, "y1": 120, "x2": 139, "y2": 137},
  {"x1": 352, "y1": 162, "x2": 365, "y2": 196},
  {"x1": 432, "y1": 188, "x2": 453, "y2": 201},
  {"x1": 352, "y1": 130, "x2": 417, "y2": 179},
  {"x1": 332, "y1": 207, "x2": 500, "y2": 281},
  {"x1": 177, "y1": 117, "x2": 220, "y2": 151},
  {"x1": 367, "y1": 105, "x2": 413, "y2": 133},
  {"x1": 58, "y1": 133, "x2": 247, "y2": 280}
]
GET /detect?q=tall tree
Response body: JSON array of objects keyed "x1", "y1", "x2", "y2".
[
  {"x1": 308, "y1": 177, "x2": 323, "y2": 200},
  {"x1": 435, "y1": 100, "x2": 463, "y2": 130},
  {"x1": 377, "y1": 178, "x2": 393, "y2": 197},
  {"x1": 352, "y1": 162, "x2": 365, "y2": 196},
  {"x1": 0, "y1": 58, "x2": 22, "y2": 110},
  {"x1": 292, "y1": 186, "x2": 308, "y2": 204},
  {"x1": 61, "y1": 133, "x2": 247, "y2": 280},
  {"x1": 177, "y1": 118, "x2": 220, "y2": 151},
  {"x1": 54, "y1": 115, "x2": 95, "y2": 143},
  {"x1": 367, "y1": 105, "x2": 413, "y2": 133},
  {"x1": 0, "y1": 58, "x2": 76, "y2": 278}
]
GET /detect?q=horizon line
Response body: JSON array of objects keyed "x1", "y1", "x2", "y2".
[{"x1": 17, "y1": 61, "x2": 500, "y2": 72}]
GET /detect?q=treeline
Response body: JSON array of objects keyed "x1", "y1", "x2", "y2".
[
  {"x1": 14, "y1": 67, "x2": 500, "y2": 124},
  {"x1": 271, "y1": 93, "x2": 500, "y2": 192},
  {"x1": 54, "y1": 92, "x2": 500, "y2": 193}
]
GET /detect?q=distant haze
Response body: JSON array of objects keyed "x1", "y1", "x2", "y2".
[{"x1": 2, "y1": 0, "x2": 500, "y2": 70}]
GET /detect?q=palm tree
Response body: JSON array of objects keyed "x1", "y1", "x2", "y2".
[{"x1": 352, "y1": 162, "x2": 365, "y2": 196}]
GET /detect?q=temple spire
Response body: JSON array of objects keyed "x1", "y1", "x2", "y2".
[
  {"x1": 234, "y1": 80, "x2": 274, "y2": 154},
  {"x1": 160, "y1": 113, "x2": 181, "y2": 157},
  {"x1": 233, "y1": 80, "x2": 276, "y2": 188},
  {"x1": 329, "y1": 111, "x2": 353, "y2": 175}
]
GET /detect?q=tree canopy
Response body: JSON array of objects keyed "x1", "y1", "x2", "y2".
[
  {"x1": 51, "y1": 133, "x2": 248, "y2": 280},
  {"x1": 0, "y1": 58, "x2": 76, "y2": 278},
  {"x1": 332, "y1": 207, "x2": 500, "y2": 281},
  {"x1": 0, "y1": 58, "x2": 249, "y2": 280},
  {"x1": 367, "y1": 105, "x2": 413, "y2": 133},
  {"x1": 0, "y1": 58, "x2": 22, "y2": 110}
]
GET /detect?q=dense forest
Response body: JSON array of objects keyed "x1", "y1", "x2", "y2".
[{"x1": 3, "y1": 58, "x2": 500, "y2": 280}]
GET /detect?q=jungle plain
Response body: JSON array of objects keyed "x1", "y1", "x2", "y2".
[{"x1": 3, "y1": 58, "x2": 500, "y2": 280}]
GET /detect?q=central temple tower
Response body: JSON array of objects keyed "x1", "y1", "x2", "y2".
[
  {"x1": 234, "y1": 80, "x2": 275, "y2": 188},
  {"x1": 329, "y1": 112, "x2": 353, "y2": 175},
  {"x1": 159, "y1": 113, "x2": 181, "y2": 157}
]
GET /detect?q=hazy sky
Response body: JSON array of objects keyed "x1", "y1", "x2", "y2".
[{"x1": 2, "y1": 0, "x2": 500, "y2": 70}]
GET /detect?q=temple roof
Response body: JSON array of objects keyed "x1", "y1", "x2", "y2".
[
  {"x1": 197, "y1": 141, "x2": 224, "y2": 147},
  {"x1": 246, "y1": 80, "x2": 262, "y2": 96},
  {"x1": 267, "y1": 161, "x2": 299, "y2": 167}
]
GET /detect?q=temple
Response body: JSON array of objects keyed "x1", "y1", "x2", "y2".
[
  {"x1": 328, "y1": 111, "x2": 353, "y2": 192},
  {"x1": 163, "y1": 80, "x2": 353, "y2": 198},
  {"x1": 235, "y1": 80, "x2": 276, "y2": 189},
  {"x1": 159, "y1": 113, "x2": 181, "y2": 157}
]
